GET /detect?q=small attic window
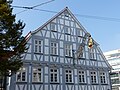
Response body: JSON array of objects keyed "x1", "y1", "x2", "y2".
[
  {"x1": 51, "y1": 23, "x2": 57, "y2": 32},
  {"x1": 89, "y1": 48, "x2": 97, "y2": 60},
  {"x1": 64, "y1": 26, "x2": 70, "y2": 35},
  {"x1": 65, "y1": 14, "x2": 69, "y2": 17},
  {"x1": 77, "y1": 29, "x2": 83, "y2": 37},
  {"x1": 64, "y1": 12, "x2": 69, "y2": 17}
]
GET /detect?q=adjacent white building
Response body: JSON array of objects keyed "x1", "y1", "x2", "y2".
[
  {"x1": 104, "y1": 49, "x2": 120, "y2": 90},
  {"x1": 9, "y1": 7, "x2": 111, "y2": 90}
]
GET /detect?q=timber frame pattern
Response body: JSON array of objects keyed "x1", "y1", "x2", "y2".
[{"x1": 10, "y1": 7, "x2": 111, "y2": 90}]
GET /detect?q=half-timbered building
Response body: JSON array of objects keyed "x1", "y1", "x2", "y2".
[{"x1": 10, "y1": 7, "x2": 111, "y2": 90}]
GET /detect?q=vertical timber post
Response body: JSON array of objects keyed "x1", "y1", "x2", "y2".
[{"x1": 72, "y1": 50, "x2": 75, "y2": 66}]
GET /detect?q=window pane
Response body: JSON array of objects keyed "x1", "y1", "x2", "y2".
[
  {"x1": 34, "y1": 40, "x2": 42, "y2": 53},
  {"x1": 17, "y1": 68, "x2": 26, "y2": 82},
  {"x1": 17, "y1": 72, "x2": 21, "y2": 81},
  {"x1": 33, "y1": 68, "x2": 42, "y2": 82},
  {"x1": 79, "y1": 71, "x2": 85, "y2": 83},
  {"x1": 65, "y1": 45, "x2": 72, "y2": 56},
  {"x1": 50, "y1": 69, "x2": 58, "y2": 83},
  {"x1": 100, "y1": 72, "x2": 106, "y2": 84},
  {"x1": 51, "y1": 42, "x2": 57, "y2": 55},
  {"x1": 65, "y1": 70, "x2": 72, "y2": 83},
  {"x1": 91, "y1": 71, "x2": 97, "y2": 83},
  {"x1": 22, "y1": 72, "x2": 26, "y2": 81}
]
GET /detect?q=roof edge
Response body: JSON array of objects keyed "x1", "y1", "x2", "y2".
[{"x1": 31, "y1": 7, "x2": 68, "y2": 34}]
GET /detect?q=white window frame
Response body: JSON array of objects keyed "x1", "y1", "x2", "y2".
[
  {"x1": 100, "y1": 72, "x2": 106, "y2": 84},
  {"x1": 64, "y1": 11, "x2": 69, "y2": 17},
  {"x1": 77, "y1": 29, "x2": 83, "y2": 37},
  {"x1": 89, "y1": 48, "x2": 96, "y2": 60},
  {"x1": 16, "y1": 67, "x2": 27, "y2": 82},
  {"x1": 65, "y1": 44, "x2": 72, "y2": 57},
  {"x1": 51, "y1": 23, "x2": 56, "y2": 31},
  {"x1": 50, "y1": 68, "x2": 59, "y2": 83},
  {"x1": 90, "y1": 71, "x2": 97, "y2": 84},
  {"x1": 65, "y1": 69, "x2": 73, "y2": 83},
  {"x1": 64, "y1": 26, "x2": 70, "y2": 34},
  {"x1": 34, "y1": 40, "x2": 43, "y2": 53},
  {"x1": 32, "y1": 67, "x2": 42, "y2": 82},
  {"x1": 51, "y1": 42, "x2": 58, "y2": 55},
  {"x1": 78, "y1": 70, "x2": 86, "y2": 83}
]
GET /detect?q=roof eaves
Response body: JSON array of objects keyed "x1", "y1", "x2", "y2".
[{"x1": 24, "y1": 31, "x2": 32, "y2": 42}]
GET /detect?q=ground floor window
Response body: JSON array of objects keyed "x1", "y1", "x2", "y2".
[
  {"x1": 65, "y1": 69, "x2": 73, "y2": 83},
  {"x1": 79, "y1": 70, "x2": 86, "y2": 83},
  {"x1": 50, "y1": 68, "x2": 59, "y2": 83},
  {"x1": 32, "y1": 67, "x2": 42, "y2": 82},
  {"x1": 16, "y1": 67, "x2": 26, "y2": 82},
  {"x1": 90, "y1": 71, "x2": 97, "y2": 84}
]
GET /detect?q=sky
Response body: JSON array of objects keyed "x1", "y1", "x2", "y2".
[{"x1": 12, "y1": 0, "x2": 120, "y2": 52}]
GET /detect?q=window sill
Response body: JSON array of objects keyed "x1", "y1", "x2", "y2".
[
  {"x1": 32, "y1": 82, "x2": 43, "y2": 84},
  {"x1": 51, "y1": 30, "x2": 57, "y2": 32},
  {"x1": 34, "y1": 52, "x2": 43, "y2": 55},
  {"x1": 79, "y1": 83, "x2": 87, "y2": 85},
  {"x1": 77, "y1": 57, "x2": 85, "y2": 60},
  {"x1": 50, "y1": 54, "x2": 58, "y2": 56},
  {"x1": 91, "y1": 83, "x2": 99, "y2": 85},
  {"x1": 78, "y1": 36, "x2": 83, "y2": 38},
  {"x1": 65, "y1": 56, "x2": 73, "y2": 58},
  {"x1": 90, "y1": 59, "x2": 97, "y2": 61},
  {"x1": 101, "y1": 83, "x2": 108, "y2": 85},
  {"x1": 50, "y1": 82, "x2": 60, "y2": 84},
  {"x1": 16, "y1": 82, "x2": 27, "y2": 84},
  {"x1": 65, "y1": 33, "x2": 70, "y2": 35},
  {"x1": 65, "y1": 83, "x2": 74, "y2": 85}
]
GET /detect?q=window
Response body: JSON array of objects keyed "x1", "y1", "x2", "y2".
[
  {"x1": 51, "y1": 42, "x2": 58, "y2": 55},
  {"x1": 90, "y1": 71, "x2": 97, "y2": 84},
  {"x1": 65, "y1": 70, "x2": 73, "y2": 83},
  {"x1": 64, "y1": 27, "x2": 70, "y2": 34},
  {"x1": 51, "y1": 23, "x2": 56, "y2": 31},
  {"x1": 89, "y1": 48, "x2": 96, "y2": 60},
  {"x1": 16, "y1": 67, "x2": 26, "y2": 82},
  {"x1": 64, "y1": 12, "x2": 69, "y2": 17},
  {"x1": 100, "y1": 72, "x2": 106, "y2": 84},
  {"x1": 50, "y1": 68, "x2": 58, "y2": 83},
  {"x1": 32, "y1": 67, "x2": 42, "y2": 82},
  {"x1": 77, "y1": 29, "x2": 83, "y2": 37},
  {"x1": 65, "y1": 44, "x2": 72, "y2": 57},
  {"x1": 79, "y1": 70, "x2": 86, "y2": 83},
  {"x1": 34, "y1": 40, "x2": 43, "y2": 53}
]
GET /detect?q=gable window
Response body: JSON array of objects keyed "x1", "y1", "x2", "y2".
[
  {"x1": 34, "y1": 40, "x2": 43, "y2": 53},
  {"x1": 77, "y1": 29, "x2": 83, "y2": 37},
  {"x1": 64, "y1": 12, "x2": 69, "y2": 17},
  {"x1": 89, "y1": 48, "x2": 96, "y2": 60},
  {"x1": 50, "y1": 68, "x2": 59, "y2": 83},
  {"x1": 90, "y1": 71, "x2": 97, "y2": 84},
  {"x1": 100, "y1": 72, "x2": 106, "y2": 84},
  {"x1": 51, "y1": 42, "x2": 58, "y2": 55},
  {"x1": 32, "y1": 67, "x2": 42, "y2": 82},
  {"x1": 79, "y1": 70, "x2": 86, "y2": 83},
  {"x1": 65, "y1": 70, "x2": 73, "y2": 83},
  {"x1": 64, "y1": 27, "x2": 70, "y2": 34},
  {"x1": 51, "y1": 23, "x2": 56, "y2": 32},
  {"x1": 16, "y1": 67, "x2": 26, "y2": 82},
  {"x1": 65, "y1": 44, "x2": 72, "y2": 57}
]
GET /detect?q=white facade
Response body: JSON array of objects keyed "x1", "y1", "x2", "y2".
[
  {"x1": 104, "y1": 49, "x2": 120, "y2": 90},
  {"x1": 10, "y1": 7, "x2": 111, "y2": 90}
]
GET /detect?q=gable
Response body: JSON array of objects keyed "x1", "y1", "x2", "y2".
[{"x1": 25, "y1": 7, "x2": 111, "y2": 70}]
